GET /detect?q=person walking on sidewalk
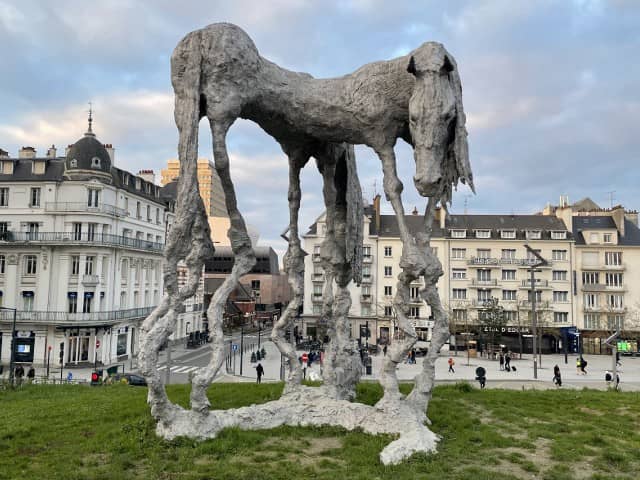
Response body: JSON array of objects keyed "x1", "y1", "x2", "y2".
[
  {"x1": 255, "y1": 363, "x2": 264, "y2": 384},
  {"x1": 499, "y1": 352, "x2": 504, "y2": 371},
  {"x1": 448, "y1": 357, "x2": 455, "y2": 373},
  {"x1": 504, "y1": 352, "x2": 511, "y2": 370},
  {"x1": 553, "y1": 364, "x2": 562, "y2": 387}
]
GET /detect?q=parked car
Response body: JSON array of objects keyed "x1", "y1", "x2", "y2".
[{"x1": 109, "y1": 373, "x2": 147, "y2": 386}]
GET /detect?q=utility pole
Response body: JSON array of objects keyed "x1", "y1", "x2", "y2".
[{"x1": 524, "y1": 245, "x2": 548, "y2": 380}]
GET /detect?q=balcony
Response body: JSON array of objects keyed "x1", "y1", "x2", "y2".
[
  {"x1": 467, "y1": 257, "x2": 500, "y2": 267},
  {"x1": 360, "y1": 294, "x2": 373, "y2": 303},
  {"x1": 45, "y1": 202, "x2": 128, "y2": 217},
  {"x1": 0, "y1": 231, "x2": 164, "y2": 253},
  {"x1": 82, "y1": 274, "x2": 100, "y2": 286},
  {"x1": 519, "y1": 279, "x2": 551, "y2": 289},
  {"x1": 0, "y1": 306, "x2": 155, "y2": 327},
  {"x1": 499, "y1": 257, "x2": 553, "y2": 268},
  {"x1": 518, "y1": 300, "x2": 552, "y2": 310},
  {"x1": 312, "y1": 273, "x2": 324, "y2": 282},
  {"x1": 312, "y1": 253, "x2": 322, "y2": 262},
  {"x1": 584, "y1": 305, "x2": 626, "y2": 313},
  {"x1": 361, "y1": 274, "x2": 372, "y2": 283},
  {"x1": 581, "y1": 283, "x2": 626, "y2": 293},
  {"x1": 362, "y1": 254, "x2": 373, "y2": 263},
  {"x1": 469, "y1": 279, "x2": 498, "y2": 287}
]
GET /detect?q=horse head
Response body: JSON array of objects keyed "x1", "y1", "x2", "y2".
[{"x1": 407, "y1": 43, "x2": 473, "y2": 201}]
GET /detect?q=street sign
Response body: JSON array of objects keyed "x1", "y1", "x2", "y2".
[
  {"x1": 96, "y1": 340, "x2": 101, "y2": 349},
  {"x1": 232, "y1": 344, "x2": 238, "y2": 352}
]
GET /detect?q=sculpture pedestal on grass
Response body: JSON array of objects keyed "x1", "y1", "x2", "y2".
[{"x1": 138, "y1": 22, "x2": 472, "y2": 465}]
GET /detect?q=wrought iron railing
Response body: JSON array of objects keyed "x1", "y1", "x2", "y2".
[
  {"x1": 45, "y1": 202, "x2": 128, "y2": 217},
  {"x1": 0, "y1": 231, "x2": 164, "y2": 252}
]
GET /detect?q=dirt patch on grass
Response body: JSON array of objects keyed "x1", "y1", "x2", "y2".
[
  {"x1": 306, "y1": 436, "x2": 343, "y2": 455},
  {"x1": 247, "y1": 436, "x2": 345, "y2": 468},
  {"x1": 579, "y1": 407, "x2": 603, "y2": 416},
  {"x1": 492, "y1": 438, "x2": 554, "y2": 478}
]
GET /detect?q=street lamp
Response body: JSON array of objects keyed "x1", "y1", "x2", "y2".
[
  {"x1": 524, "y1": 244, "x2": 548, "y2": 380},
  {"x1": 1, "y1": 307, "x2": 18, "y2": 386}
]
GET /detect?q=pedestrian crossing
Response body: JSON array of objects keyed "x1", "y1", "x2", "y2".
[{"x1": 156, "y1": 364, "x2": 200, "y2": 374}]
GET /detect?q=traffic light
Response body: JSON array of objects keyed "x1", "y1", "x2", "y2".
[
  {"x1": 59, "y1": 342, "x2": 64, "y2": 364},
  {"x1": 90, "y1": 371, "x2": 101, "y2": 385}
]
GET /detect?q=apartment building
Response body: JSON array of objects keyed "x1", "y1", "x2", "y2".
[{"x1": 0, "y1": 125, "x2": 202, "y2": 369}]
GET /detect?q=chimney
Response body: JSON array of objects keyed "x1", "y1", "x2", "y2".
[
  {"x1": 624, "y1": 210, "x2": 638, "y2": 227},
  {"x1": 611, "y1": 206, "x2": 625, "y2": 237},
  {"x1": 46, "y1": 144, "x2": 57, "y2": 158},
  {"x1": 0, "y1": 148, "x2": 8, "y2": 158},
  {"x1": 435, "y1": 206, "x2": 446, "y2": 230},
  {"x1": 559, "y1": 195, "x2": 569, "y2": 208},
  {"x1": 19, "y1": 146, "x2": 36, "y2": 159},
  {"x1": 372, "y1": 194, "x2": 381, "y2": 232},
  {"x1": 138, "y1": 169, "x2": 156, "y2": 185},
  {"x1": 103, "y1": 144, "x2": 115, "y2": 163},
  {"x1": 65, "y1": 144, "x2": 74, "y2": 156}
]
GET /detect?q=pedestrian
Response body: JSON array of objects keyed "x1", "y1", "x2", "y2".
[
  {"x1": 27, "y1": 366, "x2": 36, "y2": 384},
  {"x1": 576, "y1": 357, "x2": 582, "y2": 375},
  {"x1": 410, "y1": 349, "x2": 416, "y2": 364},
  {"x1": 15, "y1": 364, "x2": 25, "y2": 386},
  {"x1": 616, "y1": 351, "x2": 622, "y2": 368},
  {"x1": 255, "y1": 363, "x2": 264, "y2": 384},
  {"x1": 448, "y1": 356, "x2": 455, "y2": 373},
  {"x1": 383, "y1": 345, "x2": 387, "y2": 356},
  {"x1": 553, "y1": 364, "x2": 562, "y2": 387},
  {"x1": 504, "y1": 352, "x2": 511, "y2": 370},
  {"x1": 498, "y1": 352, "x2": 504, "y2": 371},
  {"x1": 580, "y1": 356, "x2": 587, "y2": 375},
  {"x1": 475, "y1": 366, "x2": 486, "y2": 389},
  {"x1": 605, "y1": 370, "x2": 613, "y2": 387}
]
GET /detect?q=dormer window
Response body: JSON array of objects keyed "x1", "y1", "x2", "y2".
[
  {"x1": 451, "y1": 229, "x2": 466, "y2": 238},
  {"x1": 501, "y1": 230, "x2": 516, "y2": 239},
  {"x1": 32, "y1": 160, "x2": 46, "y2": 175},
  {"x1": 475, "y1": 230, "x2": 491, "y2": 239},
  {"x1": 70, "y1": 159, "x2": 78, "y2": 168},
  {"x1": 551, "y1": 231, "x2": 567, "y2": 240},
  {"x1": 527, "y1": 230, "x2": 541, "y2": 240},
  {"x1": 91, "y1": 156, "x2": 101, "y2": 168}
]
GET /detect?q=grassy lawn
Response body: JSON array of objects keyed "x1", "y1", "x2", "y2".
[{"x1": 1, "y1": 382, "x2": 639, "y2": 480}]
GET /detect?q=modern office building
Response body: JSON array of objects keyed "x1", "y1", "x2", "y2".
[
  {"x1": 0, "y1": 123, "x2": 202, "y2": 369},
  {"x1": 160, "y1": 158, "x2": 227, "y2": 217}
]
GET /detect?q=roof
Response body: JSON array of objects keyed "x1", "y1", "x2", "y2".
[
  {"x1": 204, "y1": 246, "x2": 280, "y2": 274},
  {"x1": 378, "y1": 214, "x2": 444, "y2": 237},
  {"x1": 0, "y1": 158, "x2": 65, "y2": 182},
  {"x1": 65, "y1": 134, "x2": 112, "y2": 173},
  {"x1": 448, "y1": 214, "x2": 568, "y2": 231},
  {"x1": 572, "y1": 216, "x2": 640, "y2": 246}
]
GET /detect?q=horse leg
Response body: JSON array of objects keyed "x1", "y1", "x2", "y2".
[
  {"x1": 271, "y1": 147, "x2": 308, "y2": 390},
  {"x1": 316, "y1": 144, "x2": 361, "y2": 400},
  {"x1": 374, "y1": 146, "x2": 423, "y2": 404},
  {"x1": 190, "y1": 115, "x2": 256, "y2": 413}
]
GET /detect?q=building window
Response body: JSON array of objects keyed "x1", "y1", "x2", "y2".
[
  {"x1": 384, "y1": 246, "x2": 392, "y2": 257},
  {"x1": 475, "y1": 230, "x2": 491, "y2": 239},
  {"x1": 501, "y1": 249, "x2": 516, "y2": 260},
  {"x1": 607, "y1": 294, "x2": 624, "y2": 309},
  {"x1": 384, "y1": 286, "x2": 393, "y2": 296},
  {"x1": 0, "y1": 222, "x2": 7, "y2": 235},
  {"x1": 584, "y1": 314, "x2": 599, "y2": 329},
  {"x1": 27, "y1": 222, "x2": 39, "y2": 239},
  {"x1": 582, "y1": 272, "x2": 599, "y2": 285},
  {"x1": 503, "y1": 311, "x2": 516, "y2": 322},
  {"x1": 136, "y1": 202, "x2": 141, "y2": 219},
  {"x1": 477, "y1": 269, "x2": 491, "y2": 281},
  {"x1": 0, "y1": 254, "x2": 4, "y2": 274},
  {"x1": 605, "y1": 251, "x2": 622, "y2": 266},
  {"x1": 554, "y1": 312, "x2": 568, "y2": 323},
  {"x1": 362, "y1": 265, "x2": 371, "y2": 277},
  {"x1": 83, "y1": 293, "x2": 93, "y2": 313},
  {"x1": 85, "y1": 256, "x2": 95, "y2": 275},
  {"x1": 502, "y1": 270, "x2": 516, "y2": 281},
  {"x1": 22, "y1": 292, "x2": 34, "y2": 311},
  {"x1": 452, "y1": 309, "x2": 467, "y2": 322},
  {"x1": 87, "y1": 189, "x2": 100, "y2": 207},
  {"x1": 452, "y1": 269, "x2": 466, "y2": 279},
  {"x1": 313, "y1": 284, "x2": 322, "y2": 297},
  {"x1": 312, "y1": 304, "x2": 321, "y2": 314},
  {"x1": 0, "y1": 187, "x2": 8, "y2": 206},
  {"x1": 527, "y1": 230, "x2": 541, "y2": 240},
  {"x1": 603, "y1": 233, "x2": 612, "y2": 243},
  {"x1": 553, "y1": 291, "x2": 568, "y2": 302},
  {"x1": 30, "y1": 187, "x2": 41, "y2": 207},
  {"x1": 501, "y1": 230, "x2": 516, "y2": 239},
  {"x1": 73, "y1": 222, "x2": 82, "y2": 241},
  {"x1": 87, "y1": 223, "x2": 97, "y2": 241},
  {"x1": 451, "y1": 248, "x2": 466, "y2": 259},
  {"x1": 71, "y1": 255, "x2": 80, "y2": 275},
  {"x1": 528, "y1": 290, "x2": 542, "y2": 303},
  {"x1": 606, "y1": 273, "x2": 623, "y2": 287},
  {"x1": 146, "y1": 205, "x2": 151, "y2": 221},
  {"x1": 607, "y1": 315, "x2": 624, "y2": 330},
  {"x1": 68, "y1": 293, "x2": 78, "y2": 313},
  {"x1": 384, "y1": 306, "x2": 393, "y2": 317},
  {"x1": 552, "y1": 250, "x2": 567, "y2": 261},
  {"x1": 361, "y1": 305, "x2": 371, "y2": 316},
  {"x1": 120, "y1": 291, "x2": 127, "y2": 308},
  {"x1": 477, "y1": 290, "x2": 491, "y2": 302},
  {"x1": 24, "y1": 255, "x2": 37, "y2": 275},
  {"x1": 156, "y1": 208, "x2": 160, "y2": 224},
  {"x1": 552, "y1": 270, "x2": 567, "y2": 281},
  {"x1": 476, "y1": 249, "x2": 490, "y2": 259},
  {"x1": 409, "y1": 307, "x2": 420, "y2": 318},
  {"x1": 502, "y1": 290, "x2": 517, "y2": 301},
  {"x1": 526, "y1": 249, "x2": 542, "y2": 261},
  {"x1": 384, "y1": 266, "x2": 392, "y2": 277},
  {"x1": 410, "y1": 286, "x2": 420, "y2": 300},
  {"x1": 584, "y1": 293, "x2": 598, "y2": 309},
  {"x1": 551, "y1": 231, "x2": 567, "y2": 240},
  {"x1": 451, "y1": 229, "x2": 466, "y2": 238},
  {"x1": 452, "y1": 289, "x2": 467, "y2": 300},
  {"x1": 363, "y1": 245, "x2": 371, "y2": 257}
]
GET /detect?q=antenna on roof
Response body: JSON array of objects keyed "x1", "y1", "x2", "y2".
[
  {"x1": 606, "y1": 190, "x2": 616, "y2": 209},
  {"x1": 86, "y1": 102, "x2": 95, "y2": 137}
]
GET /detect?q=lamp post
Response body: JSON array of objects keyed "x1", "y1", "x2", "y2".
[
  {"x1": 524, "y1": 244, "x2": 548, "y2": 380},
  {"x1": 1, "y1": 307, "x2": 18, "y2": 386}
]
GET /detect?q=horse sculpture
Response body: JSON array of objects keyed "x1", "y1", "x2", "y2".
[{"x1": 139, "y1": 22, "x2": 472, "y2": 465}]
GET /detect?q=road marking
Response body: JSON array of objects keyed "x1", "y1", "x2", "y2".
[{"x1": 172, "y1": 366, "x2": 191, "y2": 373}]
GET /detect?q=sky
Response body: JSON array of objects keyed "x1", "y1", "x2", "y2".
[{"x1": 1, "y1": 0, "x2": 638, "y2": 257}]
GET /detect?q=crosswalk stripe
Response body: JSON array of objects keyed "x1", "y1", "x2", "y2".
[{"x1": 172, "y1": 366, "x2": 191, "y2": 373}]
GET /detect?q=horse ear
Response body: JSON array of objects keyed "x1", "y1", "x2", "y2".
[
  {"x1": 407, "y1": 56, "x2": 417, "y2": 76},
  {"x1": 441, "y1": 55, "x2": 454, "y2": 74}
]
